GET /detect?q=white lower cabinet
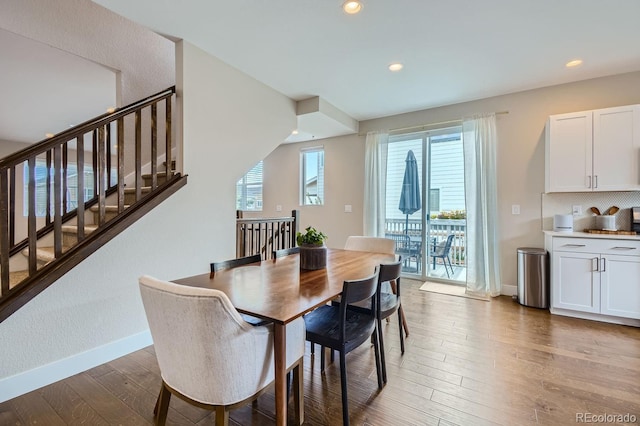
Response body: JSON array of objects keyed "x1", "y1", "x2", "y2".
[
  {"x1": 600, "y1": 254, "x2": 640, "y2": 319},
  {"x1": 552, "y1": 251, "x2": 600, "y2": 313},
  {"x1": 550, "y1": 236, "x2": 640, "y2": 325}
]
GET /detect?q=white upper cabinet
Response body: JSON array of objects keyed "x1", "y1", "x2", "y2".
[{"x1": 545, "y1": 105, "x2": 640, "y2": 192}]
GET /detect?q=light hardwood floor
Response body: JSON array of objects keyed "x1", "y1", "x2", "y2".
[{"x1": 1, "y1": 279, "x2": 639, "y2": 425}]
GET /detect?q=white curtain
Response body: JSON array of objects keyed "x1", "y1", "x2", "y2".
[
  {"x1": 363, "y1": 131, "x2": 388, "y2": 237},
  {"x1": 463, "y1": 114, "x2": 501, "y2": 297}
]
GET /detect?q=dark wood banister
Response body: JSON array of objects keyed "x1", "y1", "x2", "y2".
[
  {"x1": 0, "y1": 86, "x2": 186, "y2": 323},
  {"x1": 0, "y1": 87, "x2": 175, "y2": 168}
]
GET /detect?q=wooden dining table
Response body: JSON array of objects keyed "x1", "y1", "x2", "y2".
[{"x1": 173, "y1": 248, "x2": 397, "y2": 426}]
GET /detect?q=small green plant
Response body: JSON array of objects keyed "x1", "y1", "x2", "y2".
[{"x1": 296, "y1": 226, "x2": 328, "y2": 246}]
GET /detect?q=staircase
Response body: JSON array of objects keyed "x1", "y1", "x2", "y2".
[{"x1": 0, "y1": 88, "x2": 187, "y2": 322}]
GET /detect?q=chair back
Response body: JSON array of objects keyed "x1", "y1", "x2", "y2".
[
  {"x1": 273, "y1": 246, "x2": 300, "y2": 259},
  {"x1": 138, "y1": 275, "x2": 266, "y2": 405},
  {"x1": 344, "y1": 236, "x2": 395, "y2": 254},
  {"x1": 378, "y1": 261, "x2": 403, "y2": 287},
  {"x1": 385, "y1": 233, "x2": 411, "y2": 252},
  {"x1": 338, "y1": 267, "x2": 379, "y2": 339},
  {"x1": 434, "y1": 234, "x2": 455, "y2": 256},
  {"x1": 210, "y1": 254, "x2": 261, "y2": 278}
]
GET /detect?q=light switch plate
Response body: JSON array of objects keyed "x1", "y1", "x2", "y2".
[
  {"x1": 344, "y1": 204, "x2": 352, "y2": 213},
  {"x1": 511, "y1": 204, "x2": 520, "y2": 215},
  {"x1": 276, "y1": 205, "x2": 282, "y2": 212}
]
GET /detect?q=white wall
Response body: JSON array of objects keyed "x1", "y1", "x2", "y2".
[
  {"x1": 257, "y1": 134, "x2": 365, "y2": 250},
  {"x1": 260, "y1": 71, "x2": 640, "y2": 292},
  {"x1": 0, "y1": 7, "x2": 295, "y2": 403}
]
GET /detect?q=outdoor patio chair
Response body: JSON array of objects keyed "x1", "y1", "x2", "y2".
[{"x1": 431, "y1": 234, "x2": 455, "y2": 278}]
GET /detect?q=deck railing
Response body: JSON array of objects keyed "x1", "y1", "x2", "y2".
[
  {"x1": 385, "y1": 218, "x2": 466, "y2": 267},
  {"x1": 236, "y1": 210, "x2": 299, "y2": 260}
]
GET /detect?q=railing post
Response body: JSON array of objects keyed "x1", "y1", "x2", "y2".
[
  {"x1": 1, "y1": 167, "x2": 10, "y2": 296},
  {"x1": 97, "y1": 126, "x2": 107, "y2": 226},
  {"x1": 76, "y1": 136, "x2": 85, "y2": 242},
  {"x1": 291, "y1": 210, "x2": 299, "y2": 247},
  {"x1": 27, "y1": 157, "x2": 37, "y2": 275},
  {"x1": 135, "y1": 110, "x2": 142, "y2": 201},
  {"x1": 53, "y1": 145, "x2": 62, "y2": 257},
  {"x1": 117, "y1": 117, "x2": 125, "y2": 212},
  {"x1": 151, "y1": 103, "x2": 158, "y2": 189}
]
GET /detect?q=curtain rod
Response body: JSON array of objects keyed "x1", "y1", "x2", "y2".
[{"x1": 358, "y1": 110, "x2": 509, "y2": 136}]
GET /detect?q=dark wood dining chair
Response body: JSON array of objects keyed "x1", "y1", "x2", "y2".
[
  {"x1": 273, "y1": 246, "x2": 300, "y2": 259},
  {"x1": 210, "y1": 254, "x2": 261, "y2": 278},
  {"x1": 303, "y1": 267, "x2": 383, "y2": 426},
  {"x1": 210, "y1": 254, "x2": 268, "y2": 326},
  {"x1": 344, "y1": 260, "x2": 404, "y2": 383}
]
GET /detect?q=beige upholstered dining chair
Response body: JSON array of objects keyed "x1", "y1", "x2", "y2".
[
  {"x1": 343, "y1": 236, "x2": 395, "y2": 254},
  {"x1": 138, "y1": 275, "x2": 305, "y2": 426}
]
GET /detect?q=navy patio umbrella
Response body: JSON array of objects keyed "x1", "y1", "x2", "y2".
[{"x1": 398, "y1": 150, "x2": 421, "y2": 235}]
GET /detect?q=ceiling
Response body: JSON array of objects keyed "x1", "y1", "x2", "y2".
[
  {"x1": 91, "y1": 0, "x2": 640, "y2": 128},
  {"x1": 0, "y1": 28, "x2": 117, "y2": 144}
]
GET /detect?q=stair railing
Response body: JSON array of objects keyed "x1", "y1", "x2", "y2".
[
  {"x1": 0, "y1": 86, "x2": 178, "y2": 306},
  {"x1": 236, "y1": 210, "x2": 299, "y2": 260}
]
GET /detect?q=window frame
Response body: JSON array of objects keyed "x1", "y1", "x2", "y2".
[
  {"x1": 236, "y1": 160, "x2": 263, "y2": 212},
  {"x1": 300, "y1": 147, "x2": 324, "y2": 206}
]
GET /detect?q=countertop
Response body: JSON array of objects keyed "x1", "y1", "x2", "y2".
[{"x1": 543, "y1": 230, "x2": 640, "y2": 241}]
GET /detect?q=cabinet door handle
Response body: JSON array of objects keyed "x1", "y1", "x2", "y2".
[
  {"x1": 593, "y1": 257, "x2": 599, "y2": 272},
  {"x1": 594, "y1": 175, "x2": 598, "y2": 188},
  {"x1": 611, "y1": 246, "x2": 637, "y2": 250},
  {"x1": 563, "y1": 244, "x2": 586, "y2": 248},
  {"x1": 601, "y1": 258, "x2": 606, "y2": 272},
  {"x1": 587, "y1": 175, "x2": 592, "y2": 189}
]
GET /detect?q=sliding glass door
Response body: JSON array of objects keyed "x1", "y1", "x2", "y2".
[{"x1": 384, "y1": 127, "x2": 466, "y2": 283}]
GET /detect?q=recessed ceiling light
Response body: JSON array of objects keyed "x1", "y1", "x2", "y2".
[
  {"x1": 565, "y1": 59, "x2": 583, "y2": 68},
  {"x1": 45, "y1": 133, "x2": 54, "y2": 138},
  {"x1": 292, "y1": 129, "x2": 299, "y2": 135},
  {"x1": 106, "y1": 107, "x2": 116, "y2": 113},
  {"x1": 388, "y1": 63, "x2": 404, "y2": 72},
  {"x1": 343, "y1": 0, "x2": 363, "y2": 14}
]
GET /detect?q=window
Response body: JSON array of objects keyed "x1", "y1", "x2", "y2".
[
  {"x1": 300, "y1": 148, "x2": 324, "y2": 205},
  {"x1": 23, "y1": 159, "x2": 114, "y2": 217},
  {"x1": 236, "y1": 161, "x2": 263, "y2": 211}
]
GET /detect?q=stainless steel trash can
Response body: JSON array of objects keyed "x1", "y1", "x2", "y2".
[{"x1": 516, "y1": 247, "x2": 549, "y2": 308}]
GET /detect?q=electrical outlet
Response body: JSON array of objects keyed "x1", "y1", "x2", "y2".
[
  {"x1": 344, "y1": 204, "x2": 352, "y2": 213},
  {"x1": 572, "y1": 205, "x2": 582, "y2": 215},
  {"x1": 511, "y1": 204, "x2": 520, "y2": 215},
  {"x1": 276, "y1": 205, "x2": 282, "y2": 212}
]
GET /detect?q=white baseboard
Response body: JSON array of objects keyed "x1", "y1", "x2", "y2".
[
  {"x1": 501, "y1": 284, "x2": 517, "y2": 296},
  {"x1": 0, "y1": 330, "x2": 152, "y2": 403}
]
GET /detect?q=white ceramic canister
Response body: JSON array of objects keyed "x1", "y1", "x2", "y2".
[{"x1": 595, "y1": 215, "x2": 616, "y2": 231}]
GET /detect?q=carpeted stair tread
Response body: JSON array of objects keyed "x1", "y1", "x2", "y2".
[
  {"x1": 21, "y1": 246, "x2": 71, "y2": 263},
  {"x1": 124, "y1": 186, "x2": 152, "y2": 194},
  {"x1": 61, "y1": 224, "x2": 99, "y2": 234},
  {"x1": 89, "y1": 205, "x2": 130, "y2": 212}
]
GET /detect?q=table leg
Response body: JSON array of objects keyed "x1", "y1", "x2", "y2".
[{"x1": 274, "y1": 323, "x2": 287, "y2": 426}]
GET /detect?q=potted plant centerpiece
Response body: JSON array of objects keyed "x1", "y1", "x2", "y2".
[{"x1": 296, "y1": 226, "x2": 328, "y2": 270}]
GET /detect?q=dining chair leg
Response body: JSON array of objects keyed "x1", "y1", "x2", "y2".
[
  {"x1": 339, "y1": 350, "x2": 350, "y2": 426},
  {"x1": 399, "y1": 304, "x2": 410, "y2": 338},
  {"x1": 155, "y1": 383, "x2": 171, "y2": 425},
  {"x1": 377, "y1": 317, "x2": 387, "y2": 383},
  {"x1": 372, "y1": 327, "x2": 384, "y2": 390},
  {"x1": 330, "y1": 348, "x2": 335, "y2": 363},
  {"x1": 215, "y1": 406, "x2": 230, "y2": 426},
  {"x1": 397, "y1": 308, "x2": 405, "y2": 354},
  {"x1": 310, "y1": 342, "x2": 315, "y2": 355},
  {"x1": 320, "y1": 346, "x2": 326, "y2": 372}
]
